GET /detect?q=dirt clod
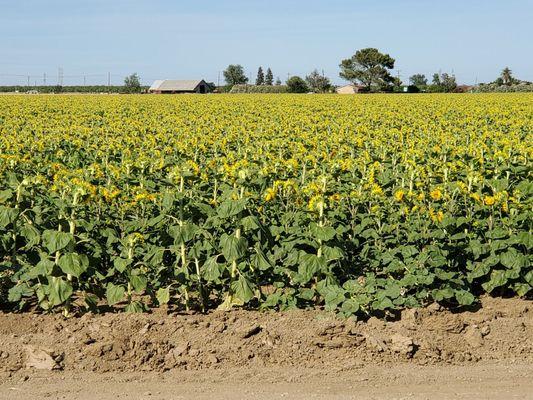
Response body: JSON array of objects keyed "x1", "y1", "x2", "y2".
[
  {"x1": 172, "y1": 342, "x2": 189, "y2": 358},
  {"x1": 239, "y1": 323, "x2": 262, "y2": 339},
  {"x1": 464, "y1": 327, "x2": 484, "y2": 348},
  {"x1": 364, "y1": 334, "x2": 388, "y2": 352},
  {"x1": 480, "y1": 326, "x2": 491, "y2": 337},
  {"x1": 390, "y1": 334, "x2": 416, "y2": 357},
  {"x1": 25, "y1": 346, "x2": 63, "y2": 370}
]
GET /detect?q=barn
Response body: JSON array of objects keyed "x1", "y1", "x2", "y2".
[
  {"x1": 336, "y1": 84, "x2": 367, "y2": 94},
  {"x1": 148, "y1": 80, "x2": 211, "y2": 94}
]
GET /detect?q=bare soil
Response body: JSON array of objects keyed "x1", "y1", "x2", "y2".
[{"x1": 0, "y1": 297, "x2": 532, "y2": 399}]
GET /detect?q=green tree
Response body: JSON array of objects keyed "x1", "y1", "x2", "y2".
[
  {"x1": 429, "y1": 72, "x2": 457, "y2": 93},
  {"x1": 265, "y1": 68, "x2": 274, "y2": 85},
  {"x1": 124, "y1": 73, "x2": 141, "y2": 93},
  {"x1": 501, "y1": 67, "x2": 513, "y2": 85},
  {"x1": 305, "y1": 69, "x2": 331, "y2": 93},
  {"x1": 275, "y1": 77, "x2": 282, "y2": 86},
  {"x1": 339, "y1": 48, "x2": 395, "y2": 91},
  {"x1": 223, "y1": 65, "x2": 248, "y2": 86},
  {"x1": 409, "y1": 74, "x2": 427, "y2": 88},
  {"x1": 392, "y1": 76, "x2": 403, "y2": 92},
  {"x1": 256, "y1": 66, "x2": 265, "y2": 85},
  {"x1": 440, "y1": 73, "x2": 457, "y2": 92},
  {"x1": 286, "y1": 76, "x2": 308, "y2": 93}
]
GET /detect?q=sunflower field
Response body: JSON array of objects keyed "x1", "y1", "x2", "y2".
[{"x1": 0, "y1": 93, "x2": 531, "y2": 316}]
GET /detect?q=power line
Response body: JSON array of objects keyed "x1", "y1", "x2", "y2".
[{"x1": 1, "y1": 70, "x2": 183, "y2": 86}]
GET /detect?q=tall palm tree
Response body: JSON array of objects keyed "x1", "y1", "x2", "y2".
[{"x1": 501, "y1": 67, "x2": 513, "y2": 85}]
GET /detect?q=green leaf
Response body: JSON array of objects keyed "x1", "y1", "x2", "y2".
[
  {"x1": 341, "y1": 298, "x2": 360, "y2": 314},
  {"x1": 130, "y1": 274, "x2": 148, "y2": 293},
  {"x1": 125, "y1": 301, "x2": 145, "y2": 313},
  {"x1": 401, "y1": 245, "x2": 419, "y2": 259},
  {"x1": 455, "y1": 290, "x2": 475, "y2": 306},
  {"x1": 298, "y1": 288, "x2": 315, "y2": 300},
  {"x1": 310, "y1": 223, "x2": 336, "y2": 241},
  {"x1": 525, "y1": 270, "x2": 533, "y2": 286},
  {"x1": 241, "y1": 215, "x2": 260, "y2": 230},
  {"x1": 48, "y1": 277, "x2": 73, "y2": 306},
  {"x1": 500, "y1": 249, "x2": 524, "y2": 269},
  {"x1": 467, "y1": 261, "x2": 490, "y2": 282},
  {"x1": 321, "y1": 285, "x2": 346, "y2": 311},
  {"x1": 0, "y1": 189, "x2": 13, "y2": 203},
  {"x1": 7, "y1": 283, "x2": 33, "y2": 303},
  {"x1": 251, "y1": 249, "x2": 272, "y2": 271},
  {"x1": 217, "y1": 199, "x2": 246, "y2": 218},
  {"x1": 322, "y1": 246, "x2": 344, "y2": 261},
  {"x1": 42, "y1": 230, "x2": 73, "y2": 253},
  {"x1": 106, "y1": 283, "x2": 125, "y2": 306},
  {"x1": 58, "y1": 253, "x2": 89, "y2": 278},
  {"x1": 513, "y1": 283, "x2": 531, "y2": 297},
  {"x1": 382, "y1": 283, "x2": 401, "y2": 299},
  {"x1": 84, "y1": 293, "x2": 99, "y2": 311},
  {"x1": 433, "y1": 287, "x2": 454, "y2": 301},
  {"x1": 169, "y1": 223, "x2": 197, "y2": 244},
  {"x1": 230, "y1": 275, "x2": 255, "y2": 303},
  {"x1": 220, "y1": 234, "x2": 247, "y2": 261},
  {"x1": 202, "y1": 256, "x2": 223, "y2": 282},
  {"x1": 113, "y1": 257, "x2": 132, "y2": 273},
  {"x1": 298, "y1": 253, "x2": 326, "y2": 284},
  {"x1": 372, "y1": 296, "x2": 394, "y2": 310},
  {"x1": 20, "y1": 224, "x2": 40, "y2": 248},
  {"x1": 28, "y1": 258, "x2": 55, "y2": 279},
  {"x1": 0, "y1": 206, "x2": 19, "y2": 227},
  {"x1": 486, "y1": 228, "x2": 507, "y2": 239},
  {"x1": 482, "y1": 270, "x2": 508, "y2": 293},
  {"x1": 435, "y1": 268, "x2": 455, "y2": 280},
  {"x1": 515, "y1": 232, "x2": 532, "y2": 249},
  {"x1": 156, "y1": 287, "x2": 170, "y2": 305},
  {"x1": 469, "y1": 240, "x2": 484, "y2": 259}
]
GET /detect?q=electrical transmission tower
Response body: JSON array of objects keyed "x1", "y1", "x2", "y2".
[{"x1": 58, "y1": 67, "x2": 64, "y2": 86}]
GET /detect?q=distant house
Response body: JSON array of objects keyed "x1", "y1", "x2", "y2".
[
  {"x1": 148, "y1": 80, "x2": 211, "y2": 94},
  {"x1": 455, "y1": 85, "x2": 475, "y2": 93},
  {"x1": 336, "y1": 84, "x2": 367, "y2": 94}
]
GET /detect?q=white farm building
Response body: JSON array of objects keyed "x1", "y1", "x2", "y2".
[{"x1": 148, "y1": 80, "x2": 211, "y2": 94}]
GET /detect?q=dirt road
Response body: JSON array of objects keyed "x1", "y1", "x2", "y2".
[{"x1": 1, "y1": 363, "x2": 532, "y2": 400}]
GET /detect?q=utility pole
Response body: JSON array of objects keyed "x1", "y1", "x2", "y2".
[
  {"x1": 108, "y1": 72, "x2": 111, "y2": 92},
  {"x1": 43, "y1": 73, "x2": 46, "y2": 86},
  {"x1": 58, "y1": 67, "x2": 63, "y2": 86},
  {"x1": 217, "y1": 71, "x2": 220, "y2": 87},
  {"x1": 27, "y1": 75, "x2": 30, "y2": 87},
  {"x1": 84, "y1": 75, "x2": 86, "y2": 86}
]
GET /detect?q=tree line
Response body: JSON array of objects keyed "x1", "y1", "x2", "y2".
[
  {"x1": 2, "y1": 50, "x2": 529, "y2": 94},
  {"x1": 222, "y1": 48, "x2": 458, "y2": 94},
  {"x1": 0, "y1": 73, "x2": 146, "y2": 94},
  {"x1": 222, "y1": 48, "x2": 531, "y2": 94},
  {"x1": 222, "y1": 64, "x2": 333, "y2": 93}
]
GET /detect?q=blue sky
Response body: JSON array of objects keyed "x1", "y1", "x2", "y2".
[{"x1": 1, "y1": 0, "x2": 532, "y2": 86}]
